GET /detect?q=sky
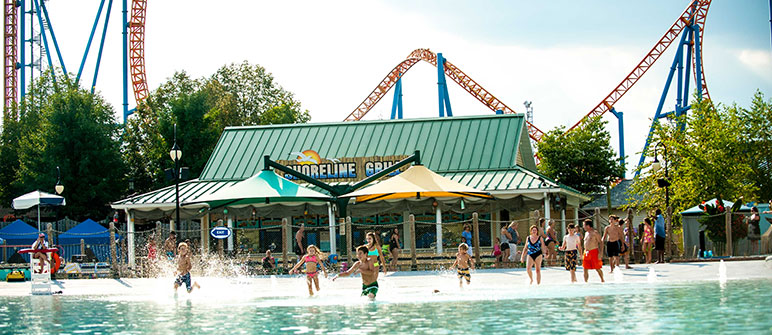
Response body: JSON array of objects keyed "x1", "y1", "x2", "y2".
[{"x1": 6, "y1": 0, "x2": 772, "y2": 176}]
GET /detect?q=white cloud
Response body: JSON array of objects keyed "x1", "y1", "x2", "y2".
[{"x1": 737, "y1": 49, "x2": 772, "y2": 82}]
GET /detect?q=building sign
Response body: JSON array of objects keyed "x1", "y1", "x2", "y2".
[
  {"x1": 210, "y1": 227, "x2": 232, "y2": 239},
  {"x1": 277, "y1": 150, "x2": 409, "y2": 183}
]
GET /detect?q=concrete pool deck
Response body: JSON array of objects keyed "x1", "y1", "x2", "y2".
[{"x1": 1, "y1": 259, "x2": 770, "y2": 298}]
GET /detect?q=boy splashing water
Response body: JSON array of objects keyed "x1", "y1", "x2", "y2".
[
  {"x1": 290, "y1": 244, "x2": 327, "y2": 296},
  {"x1": 173, "y1": 242, "x2": 200, "y2": 294},
  {"x1": 333, "y1": 246, "x2": 378, "y2": 300},
  {"x1": 450, "y1": 243, "x2": 475, "y2": 288}
]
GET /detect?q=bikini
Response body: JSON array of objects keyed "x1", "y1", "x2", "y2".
[
  {"x1": 527, "y1": 235, "x2": 542, "y2": 261},
  {"x1": 304, "y1": 255, "x2": 318, "y2": 277},
  {"x1": 368, "y1": 248, "x2": 380, "y2": 267}
]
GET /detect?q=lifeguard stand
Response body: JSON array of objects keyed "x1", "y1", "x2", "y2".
[{"x1": 30, "y1": 252, "x2": 52, "y2": 295}]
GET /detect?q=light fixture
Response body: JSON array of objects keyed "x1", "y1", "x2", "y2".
[
  {"x1": 55, "y1": 166, "x2": 64, "y2": 194},
  {"x1": 169, "y1": 143, "x2": 182, "y2": 161},
  {"x1": 651, "y1": 157, "x2": 661, "y2": 172}
]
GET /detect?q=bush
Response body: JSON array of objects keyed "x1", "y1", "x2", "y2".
[{"x1": 697, "y1": 198, "x2": 747, "y2": 243}]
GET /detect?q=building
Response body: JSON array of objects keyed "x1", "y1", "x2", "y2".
[{"x1": 112, "y1": 114, "x2": 589, "y2": 266}]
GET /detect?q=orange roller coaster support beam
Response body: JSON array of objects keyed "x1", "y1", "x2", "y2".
[
  {"x1": 3, "y1": 0, "x2": 18, "y2": 115},
  {"x1": 344, "y1": 48, "x2": 545, "y2": 142},
  {"x1": 128, "y1": 0, "x2": 148, "y2": 105},
  {"x1": 569, "y1": 0, "x2": 710, "y2": 132}
]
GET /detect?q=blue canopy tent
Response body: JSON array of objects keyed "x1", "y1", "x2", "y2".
[
  {"x1": 0, "y1": 220, "x2": 39, "y2": 246},
  {"x1": 58, "y1": 219, "x2": 121, "y2": 263},
  {"x1": 0, "y1": 220, "x2": 38, "y2": 262}
]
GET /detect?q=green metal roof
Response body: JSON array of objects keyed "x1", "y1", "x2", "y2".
[
  {"x1": 112, "y1": 180, "x2": 237, "y2": 210},
  {"x1": 199, "y1": 114, "x2": 536, "y2": 181}
]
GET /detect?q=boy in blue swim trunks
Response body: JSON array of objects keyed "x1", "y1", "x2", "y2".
[
  {"x1": 173, "y1": 242, "x2": 200, "y2": 293},
  {"x1": 333, "y1": 246, "x2": 378, "y2": 300}
]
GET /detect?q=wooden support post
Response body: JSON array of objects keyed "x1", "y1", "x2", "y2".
[
  {"x1": 346, "y1": 217, "x2": 353, "y2": 265},
  {"x1": 409, "y1": 214, "x2": 416, "y2": 271},
  {"x1": 80, "y1": 239, "x2": 85, "y2": 256},
  {"x1": 109, "y1": 222, "x2": 117, "y2": 272},
  {"x1": 626, "y1": 208, "x2": 634, "y2": 263},
  {"x1": 46, "y1": 223, "x2": 53, "y2": 247},
  {"x1": 725, "y1": 209, "x2": 732, "y2": 257},
  {"x1": 200, "y1": 213, "x2": 209, "y2": 254},
  {"x1": 472, "y1": 212, "x2": 480, "y2": 265},
  {"x1": 155, "y1": 222, "x2": 162, "y2": 249},
  {"x1": 281, "y1": 218, "x2": 288, "y2": 268},
  {"x1": 594, "y1": 208, "x2": 601, "y2": 229}
]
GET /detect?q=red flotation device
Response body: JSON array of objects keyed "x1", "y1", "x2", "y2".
[
  {"x1": 52, "y1": 252, "x2": 61, "y2": 273},
  {"x1": 17, "y1": 248, "x2": 59, "y2": 254}
]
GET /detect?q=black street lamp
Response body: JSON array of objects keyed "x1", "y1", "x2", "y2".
[
  {"x1": 169, "y1": 124, "x2": 182, "y2": 232},
  {"x1": 651, "y1": 142, "x2": 670, "y2": 208}
]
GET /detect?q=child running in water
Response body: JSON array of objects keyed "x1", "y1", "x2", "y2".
[
  {"x1": 450, "y1": 243, "x2": 475, "y2": 287},
  {"x1": 290, "y1": 244, "x2": 327, "y2": 296},
  {"x1": 173, "y1": 242, "x2": 200, "y2": 294},
  {"x1": 558, "y1": 224, "x2": 583, "y2": 283},
  {"x1": 333, "y1": 246, "x2": 378, "y2": 300}
]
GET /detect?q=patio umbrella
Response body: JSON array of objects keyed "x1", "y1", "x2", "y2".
[
  {"x1": 342, "y1": 165, "x2": 491, "y2": 254},
  {"x1": 183, "y1": 170, "x2": 331, "y2": 208},
  {"x1": 12, "y1": 190, "x2": 66, "y2": 231},
  {"x1": 342, "y1": 165, "x2": 492, "y2": 203}
]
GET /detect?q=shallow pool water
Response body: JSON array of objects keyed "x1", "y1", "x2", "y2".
[{"x1": 0, "y1": 278, "x2": 770, "y2": 334}]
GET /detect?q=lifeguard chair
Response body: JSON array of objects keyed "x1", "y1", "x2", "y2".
[{"x1": 30, "y1": 250, "x2": 53, "y2": 295}]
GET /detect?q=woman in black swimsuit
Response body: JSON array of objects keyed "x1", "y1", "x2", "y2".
[
  {"x1": 389, "y1": 228, "x2": 401, "y2": 271},
  {"x1": 520, "y1": 225, "x2": 545, "y2": 285}
]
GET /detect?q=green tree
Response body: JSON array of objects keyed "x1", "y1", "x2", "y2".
[
  {"x1": 735, "y1": 91, "x2": 772, "y2": 201},
  {"x1": 536, "y1": 117, "x2": 624, "y2": 194},
  {"x1": 628, "y1": 95, "x2": 757, "y2": 220},
  {"x1": 13, "y1": 72, "x2": 125, "y2": 219},
  {"x1": 124, "y1": 61, "x2": 311, "y2": 194}
]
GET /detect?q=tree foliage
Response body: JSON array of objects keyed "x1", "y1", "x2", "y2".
[
  {"x1": 536, "y1": 117, "x2": 624, "y2": 194},
  {"x1": 1, "y1": 71, "x2": 125, "y2": 219},
  {"x1": 123, "y1": 61, "x2": 311, "y2": 194},
  {"x1": 628, "y1": 94, "x2": 759, "y2": 222}
]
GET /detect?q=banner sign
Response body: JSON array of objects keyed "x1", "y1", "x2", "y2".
[
  {"x1": 210, "y1": 227, "x2": 232, "y2": 239},
  {"x1": 277, "y1": 150, "x2": 409, "y2": 183}
]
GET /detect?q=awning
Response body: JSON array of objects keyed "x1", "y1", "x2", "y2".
[
  {"x1": 342, "y1": 165, "x2": 492, "y2": 203},
  {"x1": 184, "y1": 170, "x2": 331, "y2": 208}
]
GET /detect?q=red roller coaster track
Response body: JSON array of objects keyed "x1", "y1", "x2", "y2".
[
  {"x1": 3, "y1": 0, "x2": 18, "y2": 114},
  {"x1": 129, "y1": 0, "x2": 149, "y2": 105},
  {"x1": 345, "y1": 1, "x2": 710, "y2": 144},
  {"x1": 343, "y1": 49, "x2": 546, "y2": 141}
]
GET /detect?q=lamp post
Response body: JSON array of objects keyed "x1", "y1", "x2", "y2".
[
  {"x1": 55, "y1": 166, "x2": 64, "y2": 195},
  {"x1": 651, "y1": 142, "x2": 670, "y2": 209},
  {"x1": 169, "y1": 124, "x2": 182, "y2": 232}
]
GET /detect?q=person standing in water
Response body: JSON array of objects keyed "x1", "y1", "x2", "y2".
[
  {"x1": 365, "y1": 232, "x2": 387, "y2": 275},
  {"x1": 582, "y1": 220, "x2": 605, "y2": 283},
  {"x1": 654, "y1": 209, "x2": 666, "y2": 263},
  {"x1": 449, "y1": 243, "x2": 475, "y2": 288},
  {"x1": 164, "y1": 232, "x2": 177, "y2": 260},
  {"x1": 544, "y1": 219, "x2": 558, "y2": 266},
  {"x1": 520, "y1": 225, "x2": 545, "y2": 285},
  {"x1": 499, "y1": 224, "x2": 512, "y2": 266},
  {"x1": 173, "y1": 242, "x2": 200, "y2": 294},
  {"x1": 602, "y1": 215, "x2": 623, "y2": 273},
  {"x1": 559, "y1": 224, "x2": 583, "y2": 283},
  {"x1": 290, "y1": 244, "x2": 327, "y2": 296},
  {"x1": 333, "y1": 246, "x2": 378, "y2": 300},
  {"x1": 389, "y1": 228, "x2": 401, "y2": 271},
  {"x1": 295, "y1": 224, "x2": 305, "y2": 255}
]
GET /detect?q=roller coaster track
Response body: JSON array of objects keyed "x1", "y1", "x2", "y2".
[
  {"x1": 128, "y1": 0, "x2": 149, "y2": 105},
  {"x1": 3, "y1": 0, "x2": 17, "y2": 114},
  {"x1": 568, "y1": 0, "x2": 710, "y2": 131},
  {"x1": 343, "y1": 48, "x2": 546, "y2": 142}
]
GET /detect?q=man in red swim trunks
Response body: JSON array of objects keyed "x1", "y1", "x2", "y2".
[{"x1": 582, "y1": 219, "x2": 605, "y2": 283}]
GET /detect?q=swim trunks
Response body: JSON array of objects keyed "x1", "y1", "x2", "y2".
[
  {"x1": 500, "y1": 242, "x2": 510, "y2": 251},
  {"x1": 175, "y1": 272, "x2": 192, "y2": 292},
  {"x1": 457, "y1": 268, "x2": 471, "y2": 283},
  {"x1": 362, "y1": 281, "x2": 379, "y2": 297},
  {"x1": 655, "y1": 236, "x2": 665, "y2": 251},
  {"x1": 582, "y1": 248, "x2": 603, "y2": 270},
  {"x1": 565, "y1": 250, "x2": 577, "y2": 271},
  {"x1": 166, "y1": 251, "x2": 174, "y2": 260},
  {"x1": 606, "y1": 240, "x2": 620, "y2": 257}
]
